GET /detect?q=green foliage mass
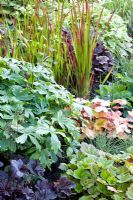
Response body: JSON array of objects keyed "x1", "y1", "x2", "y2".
[
  {"x1": 65, "y1": 142, "x2": 133, "y2": 200},
  {"x1": 98, "y1": 59, "x2": 133, "y2": 103},
  {"x1": 99, "y1": 0, "x2": 133, "y2": 34},
  {"x1": 0, "y1": 0, "x2": 32, "y2": 16},
  {"x1": 92, "y1": 4, "x2": 132, "y2": 61},
  {"x1": 0, "y1": 57, "x2": 80, "y2": 168},
  {"x1": 89, "y1": 135, "x2": 133, "y2": 155}
]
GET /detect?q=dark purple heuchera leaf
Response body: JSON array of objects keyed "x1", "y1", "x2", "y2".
[
  {"x1": 22, "y1": 187, "x2": 35, "y2": 200},
  {"x1": 0, "y1": 171, "x2": 8, "y2": 180},
  {"x1": 0, "y1": 171, "x2": 11, "y2": 198},
  {"x1": 54, "y1": 176, "x2": 75, "y2": 198},
  {"x1": 35, "y1": 179, "x2": 51, "y2": 191},
  {"x1": 0, "y1": 178, "x2": 13, "y2": 198},
  {"x1": 35, "y1": 179, "x2": 50, "y2": 191},
  {"x1": 91, "y1": 41, "x2": 114, "y2": 94},
  {"x1": 10, "y1": 159, "x2": 28, "y2": 178},
  {"x1": 28, "y1": 160, "x2": 44, "y2": 177},
  {"x1": 35, "y1": 179, "x2": 57, "y2": 200},
  {"x1": 35, "y1": 189, "x2": 57, "y2": 200},
  {"x1": 0, "y1": 162, "x2": 3, "y2": 168},
  {"x1": 97, "y1": 56, "x2": 109, "y2": 65},
  {"x1": 93, "y1": 42, "x2": 114, "y2": 68},
  {"x1": 94, "y1": 68, "x2": 104, "y2": 72},
  {"x1": 11, "y1": 185, "x2": 35, "y2": 200},
  {"x1": 0, "y1": 171, "x2": 24, "y2": 199},
  {"x1": 0, "y1": 158, "x2": 75, "y2": 200}
]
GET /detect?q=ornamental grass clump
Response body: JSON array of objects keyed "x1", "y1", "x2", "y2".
[
  {"x1": 57, "y1": 0, "x2": 114, "y2": 98},
  {"x1": 63, "y1": 0, "x2": 103, "y2": 97}
]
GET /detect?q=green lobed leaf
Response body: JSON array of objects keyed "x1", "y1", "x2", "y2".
[
  {"x1": 51, "y1": 134, "x2": 61, "y2": 154},
  {"x1": 126, "y1": 184, "x2": 133, "y2": 199}
]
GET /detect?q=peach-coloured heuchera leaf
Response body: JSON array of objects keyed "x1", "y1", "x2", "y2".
[
  {"x1": 92, "y1": 98, "x2": 110, "y2": 107},
  {"x1": 81, "y1": 126, "x2": 95, "y2": 139},
  {"x1": 73, "y1": 98, "x2": 133, "y2": 140},
  {"x1": 113, "y1": 99, "x2": 127, "y2": 105},
  {"x1": 128, "y1": 110, "x2": 133, "y2": 119},
  {"x1": 94, "y1": 106, "x2": 109, "y2": 113}
]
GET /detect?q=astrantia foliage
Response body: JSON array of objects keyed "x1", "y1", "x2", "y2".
[{"x1": 0, "y1": 58, "x2": 80, "y2": 167}]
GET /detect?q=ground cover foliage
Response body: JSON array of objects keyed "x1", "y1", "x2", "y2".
[
  {"x1": 65, "y1": 143, "x2": 133, "y2": 200},
  {"x1": 0, "y1": 0, "x2": 133, "y2": 199}
]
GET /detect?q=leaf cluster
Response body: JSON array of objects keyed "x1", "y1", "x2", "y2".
[
  {"x1": 72, "y1": 98, "x2": 133, "y2": 140},
  {"x1": 91, "y1": 3, "x2": 132, "y2": 61},
  {"x1": 98, "y1": 59, "x2": 133, "y2": 103},
  {"x1": 65, "y1": 142, "x2": 133, "y2": 199},
  {"x1": 0, "y1": 58, "x2": 80, "y2": 167},
  {"x1": 98, "y1": 0, "x2": 133, "y2": 35},
  {"x1": 91, "y1": 41, "x2": 114, "y2": 94},
  {"x1": 0, "y1": 156, "x2": 75, "y2": 200}
]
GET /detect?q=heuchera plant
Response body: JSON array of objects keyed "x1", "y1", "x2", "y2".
[
  {"x1": 72, "y1": 98, "x2": 133, "y2": 140},
  {"x1": 0, "y1": 157, "x2": 75, "y2": 200},
  {"x1": 91, "y1": 41, "x2": 114, "y2": 93}
]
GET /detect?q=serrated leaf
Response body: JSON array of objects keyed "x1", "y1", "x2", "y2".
[
  {"x1": 16, "y1": 134, "x2": 27, "y2": 144},
  {"x1": 79, "y1": 196, "x2": 93, "y2": 200},
  {"x1": 126, "y1": 184, "x2": 133, "y2": 199},
  {"x1": 51, "y1": 134, "x2": 61, "y2": 154},
  {"x1": 52, "y1": 110, "x2": 76, "y2": 131},
  {"x1": 29, "y1": 135, "x2": 41, "y2": 150},
  {"x1": 114, "y1": 194, "x2": 124, "y2": 200},
  {"x1": 117, "y1": 173, "x2": 132, "y2": 183},
  {"x1": 0, "y1": 139, "x2": 16, "y2": 152},
  {"x1": 73, "y1": 167, "x2": 88, "y2": 179}
]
